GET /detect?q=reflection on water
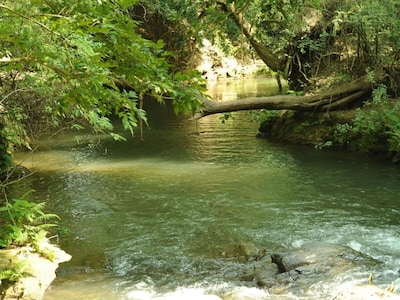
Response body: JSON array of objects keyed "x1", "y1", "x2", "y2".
[
  {"x1": 206, "y1": 77, "x2": 281, "y2": 101},
  {"x1": 12, "y1": 77, "x2": 400, "y2": 299}
]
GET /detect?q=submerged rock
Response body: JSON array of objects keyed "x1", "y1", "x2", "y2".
[{"x1": 237, "y1": 242, "x2": 267, "y2": 262}]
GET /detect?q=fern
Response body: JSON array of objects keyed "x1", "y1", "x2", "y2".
[
  {"x1": 0, "y1": 190, "x2": 60, "y2": 250},
  {"x1": 0, "y1": 262, "x2": 27, "y2": 283}
]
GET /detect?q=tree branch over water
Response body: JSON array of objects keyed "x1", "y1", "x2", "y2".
[{"x1": 192, "y1": 76, "x2": 373, "y2": 119}]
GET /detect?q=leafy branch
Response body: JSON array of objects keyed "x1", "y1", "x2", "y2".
[{"x1": 0, "y1": 4, "x2": 66, "y2": 40}]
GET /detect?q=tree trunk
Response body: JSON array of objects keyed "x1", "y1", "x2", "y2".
[
  {"x1": 192, "y1": 76, "x2": 372, "y2": 119},
  {"x1": 222, "y1": 2, "x2": 314, "y2": 90},
  {"x1": 215, "y1": 1, "x2": 285, "y2": 72}
]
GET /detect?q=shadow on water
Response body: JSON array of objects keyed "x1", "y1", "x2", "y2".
[{"x1": 11, "y1": 78, "x2": 400, "y2": 299}]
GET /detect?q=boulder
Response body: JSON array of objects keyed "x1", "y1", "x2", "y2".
[
  {"x1": 270, "y1": 242, "x2": 374, "y2": 276},
  {"x1": 247, "y1": 242, "x2": 378, "y2": 292},
  {"x1": 0, "y1": 244, "x2": 71, "y2": 300}
]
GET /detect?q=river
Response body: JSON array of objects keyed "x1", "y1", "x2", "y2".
[{"x1": 13, "y1": 78, "x2": 400, "y2": 299}]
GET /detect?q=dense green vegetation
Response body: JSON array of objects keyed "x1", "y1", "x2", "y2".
[
  {"x1": 137, "y1": 0, "x2": 400, "y2": 153},
  {"x1": 138, "y1": 0, "x2": 397, "y2": 82},
  {"x1": 0, "y1": 0, "x2": 206, "y2": 170},
  {"x1": 0, "y1": 190, "x2": 58, "y2": 249}
]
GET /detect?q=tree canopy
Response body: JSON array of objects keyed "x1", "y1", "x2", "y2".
[
  {"x1": 133, "y1": 0, "x2": 400, "y2": 153},
  {"x1": 138, "y1": 0, "x2": 400, "y2": 91},
  {"x1": 0, "y1": 0, "x2": 206, "y2": 169},
  {"x1": 1, "y1": 0, "x2": 400, "y2": 171}
]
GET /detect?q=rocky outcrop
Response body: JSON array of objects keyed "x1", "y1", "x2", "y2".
[
  {"x1": 196, "y1": 39, "x2": 265, "y2": 81},
  {"x1": 235, "y1": 242, "x2": 377, "y2": 288},
  {"x1": 0, "y1": 244, "x2": 71, "y2": 300},
  {"x1": 227, "y1": 241, "x2": 391, "y2": 299},
  {"x1": 269, "y1": 241, "x2": 375, "y2": 278}
]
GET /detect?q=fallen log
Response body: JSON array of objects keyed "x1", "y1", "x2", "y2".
[{"x1": 192, "y1": 76, "x2": 373, "y2": 119}]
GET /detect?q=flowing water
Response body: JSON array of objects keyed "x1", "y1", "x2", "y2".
[{"x1": 13, "y1": 78, "x2": 400, "y2": 299}]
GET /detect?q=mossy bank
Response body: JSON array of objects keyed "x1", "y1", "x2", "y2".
[{"x1": 258, "y1": 109, "x2": 400, "y2": 162}]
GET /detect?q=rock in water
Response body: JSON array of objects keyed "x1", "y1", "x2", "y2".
[
  {"x1": 237, "y1": 242, "x2": 267, "y2": 261},
  {"x1": 270, "y1": 242, "x2": 376, "y2": 276},
  {"x1": 253, "y1": 241, "x2": 378, "y2": 294}
]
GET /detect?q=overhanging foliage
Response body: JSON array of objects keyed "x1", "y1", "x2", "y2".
[{"x1": 0, "y1": 0, "x2": 206, "y2": 153}]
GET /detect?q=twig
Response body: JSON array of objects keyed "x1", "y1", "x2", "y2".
[
  {"x1": 0, "y1": 88, "x2": 31, "y2": 105},
  {"x1": 0, "y1": 4, "x2": 66, "y2": 40},
  {"x1": 35, "y1": 13, "x2": 69, "y2": 19}
]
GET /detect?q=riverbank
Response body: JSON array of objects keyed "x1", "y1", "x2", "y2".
[
  {"x1": 0, "y1": 242, "x2": 70, "y2": 300},
  {"x1": 257, "y1": 109, "x2": 400, "y2": 162}
]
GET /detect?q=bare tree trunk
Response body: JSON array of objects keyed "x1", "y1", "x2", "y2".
[
  {"x1": 218, "y1": 2, "x2": 285, "y2": 72},
  {"x1": 192, "y1": 76, "x2": 372, "y2": 119}
]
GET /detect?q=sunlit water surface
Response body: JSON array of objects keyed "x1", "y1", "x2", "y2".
[{"x1": 13, "y1": 78, "x2": 400, "y2": 299}]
